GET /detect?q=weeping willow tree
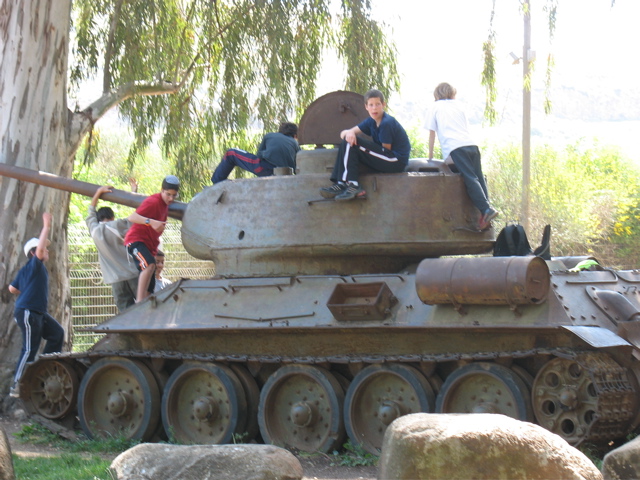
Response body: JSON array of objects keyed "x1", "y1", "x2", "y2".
[
  {"x1": 481, "y1": 0, "x2": 559, "y2": 124},
  {"x1": 482, "y1": 0, "x2": 617, "y2": 121},
  {"x1": 0, "y1": 0, "x2": 398, "y2": 401},
  {"x1": 72, "y1": 0, "x2": 399, "y2": 196}
]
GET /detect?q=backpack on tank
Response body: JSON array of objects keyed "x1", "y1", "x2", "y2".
[{"x1": 493, "y1": 224, "x2": 551, "y2": 260}]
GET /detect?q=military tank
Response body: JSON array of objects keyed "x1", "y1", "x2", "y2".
[{"x1": 4, "y1": 91, "x2": 640, "y2": 455}]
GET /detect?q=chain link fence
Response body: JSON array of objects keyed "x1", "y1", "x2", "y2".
[{"x1": 69, "y1": 221, "x2": 216, "y2": 351}]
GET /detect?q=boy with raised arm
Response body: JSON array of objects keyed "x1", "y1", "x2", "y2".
[{"x1": 9, "y1": 213, "x2": 64, "y2": 397}]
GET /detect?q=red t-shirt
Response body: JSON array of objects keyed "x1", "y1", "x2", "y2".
[{"x1": 124, "y1": 193, "x2": 168, "y2": 255}]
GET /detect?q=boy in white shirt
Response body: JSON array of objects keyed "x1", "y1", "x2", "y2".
[{"x1": 426, "y1": 83, "x2": 498, "y2": 230}]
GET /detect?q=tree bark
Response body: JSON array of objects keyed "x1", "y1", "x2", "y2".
[{"x1": 0, "y1": 0, "x2": 74, "y2": 407}]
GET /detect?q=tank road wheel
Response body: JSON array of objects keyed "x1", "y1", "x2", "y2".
[
  {"x1": 436, "y1": 362, "x2": 533, "y2": 421},
  {"x1": 20, "y1": 360, "x2": 79, "y2": 420},
  {"x1": 78, "y1": 357, "x2": 161, "y2": 441},
  {"x1": 258, "y1": 365, "x2": 345, "y2": 453},
  {"x1": 161, "y1": 363, "x2": 247, "y2": 445},
  {"x1": 344, "y1": 364, "x2": 435, "y2": 455}
]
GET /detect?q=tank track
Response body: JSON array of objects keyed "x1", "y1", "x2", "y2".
[
  {"x1": 29, "y1": 347, "x2": 637, "y2": 445},
  {"x1": 38, "y1": 346, "x2": 567, "y2": 365},
  {"x1": 575, "y1": 352, "x2": 637, "y2": 443}
]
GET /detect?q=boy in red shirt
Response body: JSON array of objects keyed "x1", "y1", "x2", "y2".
[{"x1": 124, "y1": 175, "x2": 180, "y2": 302}]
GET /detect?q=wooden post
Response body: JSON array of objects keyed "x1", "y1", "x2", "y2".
[{"x1": 522, "y1": 0, "x2": 532, "y2": 233}]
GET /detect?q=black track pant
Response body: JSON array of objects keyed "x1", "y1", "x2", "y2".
[{"x1": 330, "y1": 137, "x2": 407, "y2": 184}]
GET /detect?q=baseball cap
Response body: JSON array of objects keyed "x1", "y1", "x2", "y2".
[{"x1": 23, "y1": 238, "x2": 50, "y2": 257}]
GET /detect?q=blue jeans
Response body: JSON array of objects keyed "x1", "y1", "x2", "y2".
[{"x1": 449, "y1": 145, "x2": 490, "y2": 214}]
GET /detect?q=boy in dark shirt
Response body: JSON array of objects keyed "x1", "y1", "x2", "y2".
[
  {"x1": 320, "y1": 89, "x2": 411, "y2": 201},
  {"x1": 8, "y1": 212, "x2": 64, "y2": 398},
  {"x1": 211, "y1": 122, "x2": 300, "y2": 183}
]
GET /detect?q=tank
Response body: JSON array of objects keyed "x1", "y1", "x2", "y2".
[{"x1": 4, "y1": 91, "x2": 640, "y2": 455}]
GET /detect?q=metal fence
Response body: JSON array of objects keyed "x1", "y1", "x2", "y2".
[{"x1": 69, "y1": 221, "x2": 216, "y2": 351}]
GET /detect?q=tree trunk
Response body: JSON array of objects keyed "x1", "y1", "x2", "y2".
[{"x1": 0, "y1": 0, "x2": 74, "y2": 409}]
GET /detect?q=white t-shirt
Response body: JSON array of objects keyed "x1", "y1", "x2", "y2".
[{"x1": 425, "y1": 99, "x2": 475, "y2": 160}]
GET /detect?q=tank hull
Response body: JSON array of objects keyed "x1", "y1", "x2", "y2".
[{"x1": 20, "y1": 259, "x2": 640, "y2": 453}]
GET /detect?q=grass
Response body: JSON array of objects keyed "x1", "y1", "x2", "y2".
[
  {"x1": 579, "y1": 443, "x2": 604, "y2": 470},
  {"x1": 12, "y1": 422, "x2": 139, "y2": 480},
  {"x1": 330, "y1": 440, "x2": 379, "y2": 467},
  {"x1": 13, "y1": 454, "x2": 112, "y2": 480},
  {"x1": 14, "y1": 422, "x2": 139, "y2": 455}
]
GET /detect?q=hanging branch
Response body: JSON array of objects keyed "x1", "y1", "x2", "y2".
[
  {"x1": 543, "y1": 0, "x2": 558, "y2": 114},
  {"x1": 482, "y1": 0, "x2": 498, "y2": 125}
]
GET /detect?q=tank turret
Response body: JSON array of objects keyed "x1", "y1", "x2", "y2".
[
  {"x1": 0, "y1": 91, "x2": 495, "y2": 277},
  {"x1": 5, "y1": 91, "x2": 640, "y2": 457}
]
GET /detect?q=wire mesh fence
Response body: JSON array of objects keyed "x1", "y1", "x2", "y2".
[{"x1": 69, "y1": 221, "x2": 216, "y2": 351}]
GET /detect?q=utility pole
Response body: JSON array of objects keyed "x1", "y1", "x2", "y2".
[{"x1": 522, "y1": 0, "x2": 532, "y2": 233}]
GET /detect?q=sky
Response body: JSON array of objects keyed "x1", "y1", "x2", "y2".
[
  {"x1": 87, "y1": 0, "x2": 640, "y2": 158},
  {"x1": 324, "y1": 0, "x2": 640, "y2": 157}
]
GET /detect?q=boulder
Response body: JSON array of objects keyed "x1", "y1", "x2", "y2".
[
  {"x1": 0, "y1": 426, "x2": 15, "y2": 480},
  {"x1": 109, "y1": 443, "x2": 303, "y2": 480},
  {"x1": 378, "y1": 413, "x2": 602, "y2": 480},
  {"x1": 602, "y1": 435, "x2": 640, "y2": 479}
]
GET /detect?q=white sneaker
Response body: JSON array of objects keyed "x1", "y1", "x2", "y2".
[{"x1": 9, "y1": 385, "x2": 19, "y2": 398}]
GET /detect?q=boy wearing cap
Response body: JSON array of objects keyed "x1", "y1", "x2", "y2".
[
  {"x1": 8, "y1": 212, "x2": 64, "y2": 398},
  {"x1": 125, "y1": 175, "x2": 180, "y2": 302}
]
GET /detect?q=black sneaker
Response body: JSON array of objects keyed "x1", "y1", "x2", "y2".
[
  {"x1": 335, "y1": 183, "x2": 366, "y2": 201},
  {"x1": 320, "y1": 183, "x2": 346, "y2": 199}
]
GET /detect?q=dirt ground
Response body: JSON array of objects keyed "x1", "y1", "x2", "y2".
[{"x1": 0, "y1": 412, "x2": 377, "y2": 480}]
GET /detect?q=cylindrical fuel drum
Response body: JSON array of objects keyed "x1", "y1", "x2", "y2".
[{"x1": 415, "y1": 256, "x2": 550, "y2": 307}]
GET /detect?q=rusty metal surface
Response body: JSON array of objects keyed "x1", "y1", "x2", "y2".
[
  {"x1": 344, "y1": 364, "x2": 435, "y2": 454},
  {"x1": 258, "y1": 365, "x2": 345, "y2": 453},
  {"x1": 416, "y1": 256, "x2": 550, "y2": 307},
  {"x1": 562, "y1": 326, "x2": 631, "y2": 348},
  {"x1": 20, "y1": 259, "x2": 640, "y2": 451},
  {"x1": 297, "y1": 91, "x2": 367, "y2": 146},
  {"x1": 532, "y1": 352, "x2": 637, "y2": 445},
  {"x1": 77, "y1": 357, "x2": 161, "y2": 441},
  {"x1": 161, "y1": 363, "x2": 247, "y2": 444},
  {"x1": 182, "y1": 173, "x2": 495, "y2": 276},
  {"x1": 20, "y1": 359, "x2": 79, "y2": 420},
  {"x1": 435, "y1": 362, "x2": 533, "y2": 421},
  {"x1": 0, "y1": 162, "x2": 187, "y2": 220}
]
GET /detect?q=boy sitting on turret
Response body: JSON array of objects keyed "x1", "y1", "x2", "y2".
[
  {"x1": 211, "y1": 122, "x2": 300, "y2": 183},
  {"x1": 319, "y1": 89, "x2": 411, "y2": 201}
]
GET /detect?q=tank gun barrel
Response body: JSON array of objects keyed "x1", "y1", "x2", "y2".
[{"x1": 0, "y1": 162, "x2": 186, "y2": 220}]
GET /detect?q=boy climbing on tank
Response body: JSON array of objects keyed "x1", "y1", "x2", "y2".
[
  {"x1": 125, "y1": 175, "x2": 180, "y2": 302},
  {"x1": 319, "y1": 89, "x2": 411, "y2": 201},
  {"x1": 211, "y1": 122, "x2": 300, "y2": 183},
  {"x1": 426, "y1": 82, "x2": 498, "y2": 230}
]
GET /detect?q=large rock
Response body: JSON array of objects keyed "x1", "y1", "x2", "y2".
[
  {"x1": 378, "y1": 413, "x2": 602, "y2": 480},
  {"x1": 109, "y1": 443, "x2": 303, "y2": 480},
  {"x1": 0, "y1": 426, "x2": 15, "y2": 480},
  {"x1": 602, "y1": 435, "x2": 640, "y2": 479}
]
